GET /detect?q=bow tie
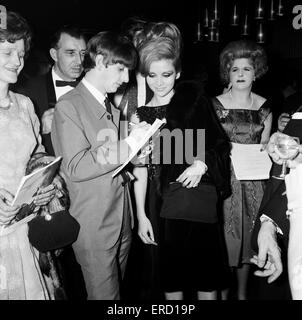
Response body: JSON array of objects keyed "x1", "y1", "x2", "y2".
[{"x1": 55, "y1": 80, "x2": 79, "y2": 88}]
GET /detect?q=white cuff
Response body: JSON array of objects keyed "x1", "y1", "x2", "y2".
[{"x1": 260, "y1": 214, "x2": 283, "y2": 235}]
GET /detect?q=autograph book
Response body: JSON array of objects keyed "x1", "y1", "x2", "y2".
[
  {"x1": 112, "y1": 118, "x2": 166, "y2": 177},
  {"x1": 11, "y1": 156, "x2": 62, "y2": 206}
]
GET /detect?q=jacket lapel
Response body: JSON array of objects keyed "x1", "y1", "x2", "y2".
[{"x1": 76, "y1": 82, "x2": 120, "y2": 130}]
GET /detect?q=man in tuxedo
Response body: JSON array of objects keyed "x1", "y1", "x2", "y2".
[
  {"x1": 18, "y1": 25, "x2": 87, "y2": 155},
  {"x1": 251, "y1": 109, "x2": 302, "y2": 299},
  {"x1": 17, "y1": 25, "x2": 87, "y2": 300},
  {"x1": 51, "y1": 31, "x2": 150, "y2": 299}
]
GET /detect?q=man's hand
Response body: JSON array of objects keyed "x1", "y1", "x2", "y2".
[
  {"x1": 128, "y1": 121, "x2": 151, "y2": 144},
  {"x1": 250, "y1": 220, "x2": 283, "y2": 283},
  {"x1": 278, "y1": 113, "x2": 291, "y2": 132},
  {"x1": 41, "y1": 108, "x2": 55, "y2": 134},
  {"x1": 287, "y1": 145, "x2": 302, "y2": 169}
]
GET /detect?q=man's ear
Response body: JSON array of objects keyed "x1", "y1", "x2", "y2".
[
  {"x1": 176, "y1": 71, "x2": 181, "y2": 80},
  {"x1": 95, "y1": 54, "x2": 105, "y2": 70},
  {"x1": 49, "y1": 48, "x2": 58, "y2": 63}
]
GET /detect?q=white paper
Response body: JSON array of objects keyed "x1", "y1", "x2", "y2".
[
  {"x1": 112, "y1": 118, "x2": 166, "y2": 177},
  {"x1": 230, "y1": 143, "x2": 272, "y2": 180},
  {"x1": 292, "y1": 112, "x2": 302, "y2": 119}
]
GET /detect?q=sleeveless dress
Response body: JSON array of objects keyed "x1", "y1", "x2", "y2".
[
  {"x1": 212, "y1": 97, "x2": 271, "y2": 267},
  {"x1": 136, "y1": 105, "x2": 167, "y2": 300},
  {"x1": 0, "y1": 91, "x2": 52, "y2": 300}
]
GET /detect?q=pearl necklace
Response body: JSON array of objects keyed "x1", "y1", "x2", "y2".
[
  {"x1": 0, "y1": 95, "x2": 13, "y2": 110},
  {"x1": 229, "y1": 90, "x2": 254, "y2": 109}
]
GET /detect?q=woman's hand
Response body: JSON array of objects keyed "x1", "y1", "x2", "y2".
[
  {"x1": 138, "y1": 214, "x2": 157, "y2": 245},
  {"x1": 0, "y1": 188, "x2": 20, "y2": 225},
  {"x1": 176, "y1": 160, "x2": 207, "y2": 188},
  {"x1": 33, "y1": 184, "x2": 56, "y2": 207}
]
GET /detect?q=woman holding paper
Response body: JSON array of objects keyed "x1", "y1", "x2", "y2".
[
  {"x1": 0, "y1": 11, "x2": 56, "y2": 299},
  {"x1": 132, "y1": 36, "x2": 231, "y2": 300},
  {"x1": 212, "y1": 40, "x2": 272, "y2": 300}
]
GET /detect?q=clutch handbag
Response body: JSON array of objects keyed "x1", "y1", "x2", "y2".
[
  {"x1": 28, "y1": 210, "x2": 80, "y2": 252},
  {"x1": 160, "y1": 182, "x2": 218, "y2": 223}
]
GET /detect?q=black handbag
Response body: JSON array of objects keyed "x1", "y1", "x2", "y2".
[
  {"x1": 23, "y1": 152, "x2": 80, "y2": 252},
  {"x1": 28, "y1": 209, "x2": 80, "y2": 252},
  {"x1": 160, "y1": 182, "x2": 218, "y2": 223}
]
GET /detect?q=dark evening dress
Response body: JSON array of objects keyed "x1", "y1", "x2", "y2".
[
  {"x1": 212, "y1": 97, "x2": 271, "y2": 266},
  {"x1": 136, "y1": 105, "x2": 167, "y2": 300}
]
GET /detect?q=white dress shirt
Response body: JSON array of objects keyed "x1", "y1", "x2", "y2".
[
  {"x1": 52, "y1": 68, "x2": 75, "y2": 100},
  {"x1": 82, "y1": 78, "x2": 106, "y2": 110}
]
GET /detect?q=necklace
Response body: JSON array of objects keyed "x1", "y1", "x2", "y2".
[
  {"x1": 229, "y1": 90, "x2": 254, "y2": 109},
  {"x1": 0, "y1": 95, "x2": 13, "y2": 110}
]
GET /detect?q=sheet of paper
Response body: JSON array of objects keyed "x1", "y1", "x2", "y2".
[
  {"x1": 230, "y1": 143, "x2": 272, "y2": 180},
  {"x1": 112, "y1": 118, "x2": 166, "y2": 177},
  {"x1": 292, "y1": 112, "x2": 302, "y2": 119}
]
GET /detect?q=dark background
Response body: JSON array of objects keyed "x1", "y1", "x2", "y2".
[{"x1": 3, "y1": 0, "x2": 302, "y2": 114}]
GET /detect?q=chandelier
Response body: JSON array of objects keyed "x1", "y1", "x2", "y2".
[{"x1": 195, "y1": 0, "x2": 285, "y2": 44}]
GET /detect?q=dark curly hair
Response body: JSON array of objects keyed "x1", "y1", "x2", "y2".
[
  {"x1": 0, "y1": 11, "x2": 32, "y2": 54},
  {"x1": 219, "y1": 40, "x2": 268, "y2": 86}
]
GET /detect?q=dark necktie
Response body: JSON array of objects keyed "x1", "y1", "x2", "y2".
[
  {"x1": 104, "y1": 97, "x2": 112, "y2": 116},
  {"x1": 55, "y1": 80, "x2": 78, "y2": 88}
]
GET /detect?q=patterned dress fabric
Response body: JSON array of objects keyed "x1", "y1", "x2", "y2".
[
  {"x1": 0, "y1": 91, "x2": 52, "y2": 300},
  {"x1": 212, "y1": 97, "x2": 271, "y2": 266}
]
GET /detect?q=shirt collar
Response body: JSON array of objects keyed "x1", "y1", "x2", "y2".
[
  {"x1": 52, "y1": 67, "x2": 64, "y2": 82},
  {"x1": 82, "y1": 78, "x2": 107, "y2": 108}
]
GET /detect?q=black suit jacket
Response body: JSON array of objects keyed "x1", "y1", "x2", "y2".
[
  {"x1": 16, "y1": 70, "x2": 57, "y2": 155},
  {"x1": 252, "y1": 114, "x2": 302, "y2": 251}
]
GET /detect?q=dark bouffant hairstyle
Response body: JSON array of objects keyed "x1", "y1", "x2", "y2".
[
  {"x1": 139, "y1": 37, "x2": 181, "y2": 76},
  {"x1": 0, "y1": 11, "x2": 32, "y2": 54},
  {"x1": 219, "y1": 40, "x2": 268, "y2": 85},
  {"x1": 83, "y1": 31, "x2": 137, "y2": 72}
]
